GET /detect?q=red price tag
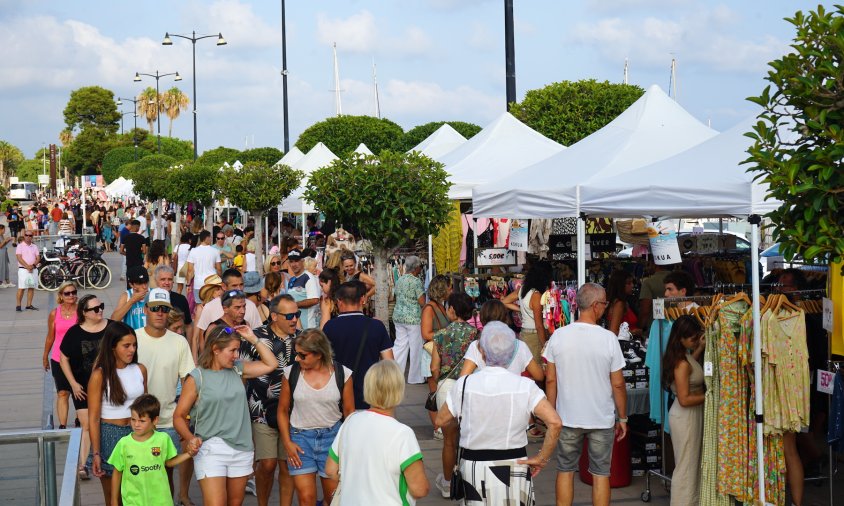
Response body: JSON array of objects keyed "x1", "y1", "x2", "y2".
[{"x1": 817, "y1": 370, "x2": 835, "y2": 395}]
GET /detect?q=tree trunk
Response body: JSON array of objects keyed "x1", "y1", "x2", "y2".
[
  {"x1": 372, "y1": 246, "x2": 391, "y2": 330},
  {"x1": 204, "y1": 205, "x2": 213, "y2": 232},
  {"x1": 252, "y1": 211, "x2": 264, "y2": 273}
]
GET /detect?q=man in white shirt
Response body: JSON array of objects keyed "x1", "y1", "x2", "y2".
[
  {"x1": 543, "y1": 282, "x2": 627, "y2": 506},
  {"x1": 285, "y1": 249, "x2": 320, "y2": 329},
  {"x1": 186, "y1": 230, "x2": 222, "y2": 304},
  {"x1": 152, "y1": 209, "x2": 169, "y2": 242},
  {"x1": 135, "y1": 288, "x2": 195, "y2": 493},
  {"x1": 136, "y1": 207, "x2": 149, "y2": 238}
]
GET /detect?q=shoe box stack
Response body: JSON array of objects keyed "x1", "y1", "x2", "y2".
[
  {"x1": 619, "y1": 339, "x2": 648, "y2": 389},
  {"x1": 628, "y1": 416, "x2": 662, "y2": 476}
]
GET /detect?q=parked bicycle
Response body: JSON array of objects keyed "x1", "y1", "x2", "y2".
[{"x1": 37, "y1": 239, "x2": 112, "y2": 291}]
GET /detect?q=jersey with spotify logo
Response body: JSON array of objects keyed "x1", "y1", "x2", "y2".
[{"x1": 108, "y1": 430, "x2": 177, "y2": 506}]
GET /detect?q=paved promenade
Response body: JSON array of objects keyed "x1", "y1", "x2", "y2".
[{"x1": 15, "y1": 243, "x2": 837, "y2": 504}]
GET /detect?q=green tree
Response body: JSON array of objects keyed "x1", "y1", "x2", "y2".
[
  {"x1": 162, "y1": 87, "x2": 190, "y2": 137},
  {"x1": 509, "y1": 79, "x2": 644, "y2": 146},
  {"x1": 746, "y1": 5, "x2": 844, "y2": 266},
  {"x1": 197, "y1": 146, "x2": 241, "y2": 167},
  {"x1": 61, "y1": 127, "x2": 114, "y2": 174},
  {"x1": 14, "y1": 159, "x2": 43, "y2": 184},
  {"x1": 394, "y1": 121, "x2": 482, "y2": 152},
  {"x1": 239, "y1": 147, "x2": 285, "y2": 166},
  {"x1": 305, "y1": 151, "x2": 452, "y2": 323},
  {"x1": 122, "y1": 154, "x2": 175, "y2": 180},
  {"x1": 137, "y1": 87, "x2": 159, "y2": 133},
  {"x1": 0, "y1": 140, "x2": 25, "y2": 184},
  {"x1": 219, "y1": 161, "x2": 302, "y2": 266},
  {"x1": 132, "y1": 165, "x2": 170, "y2": 202},
  {"x1": 163, "y1": 162, "x2": 223, "y2": 233},
  {"x1": 62, "y1": 86, "x2": 121, "y2": 134},
  {"x1": 102, "y1": 146, "x2": 152, "y2": 183},
  {"x1": 295, "y1": 116, "x2": 404, "y2": 157}
]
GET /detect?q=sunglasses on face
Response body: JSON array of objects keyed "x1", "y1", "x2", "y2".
[
  {"x1": 270, "y1": 261, "x2": 281, "y2": 266},
  {"x1": 84, "y1": 303, "x2": 106, "y2": 313},
  {"x1": 62, "y1": 290, "x2": 78, "y2": 297},
  {"x1": 24, "y1": 234, "x2": 33, "y2": 238},
  {"x1": 275, "y1": 310, "x2": 301, "y2": 321},
  {"x1": 149, "y1": 305, "x2": 172, "y2": 313},
  {"x1": 295, "y1": 351, "x2": 310, "y2": 359},
  {"x1": 216, "y1": 236, "x2": 225, "y2": 240}
]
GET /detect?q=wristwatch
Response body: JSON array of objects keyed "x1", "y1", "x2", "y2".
[{"x1": 617, "y1": 417, "x2": 628, "y2": 423}]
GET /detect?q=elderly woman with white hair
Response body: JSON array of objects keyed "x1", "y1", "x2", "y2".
[
  {"x1": 435, "y1": 322, "x2": 562, "y2": 504},
  {"x1": 391, "y1": 255, "x2": 426, "y2": 384}
]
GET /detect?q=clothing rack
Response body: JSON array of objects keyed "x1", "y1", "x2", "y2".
[{"x1": 819, "y1": 359, "x2": 844, "y2": 506}]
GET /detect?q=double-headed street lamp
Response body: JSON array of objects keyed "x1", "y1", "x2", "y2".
[
  {"x1": 134, "y1": 70, "x2": 182, "y2": 154},
  {"x1": 162, "y1": 31, "x2": 226, "y2": 160},
  {"x1": 116, "y1": 96, "x2": 141, "y2": 160}
]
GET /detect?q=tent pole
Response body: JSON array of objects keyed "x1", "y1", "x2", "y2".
[
  {"x1": 749, "y1": 215, "x2": 766, "y2": 504},
  {"x1": 473, "y1": 217, "x2": 479, "y2": 275},
  {"x1": 302, "y1": 210, "x2": 306, "y2": 245},
  {"x1": 277, "y1": 206, "x2": 282, "y2": 254},
  {"x1": 576, "y1": 187, "x2": 586, "y2": 287},
  {"x1": 427, "y1": 234, "x2": 433, "y2": 289}
]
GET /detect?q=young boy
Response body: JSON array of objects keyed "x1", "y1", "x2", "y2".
[
  {"x1": 108, "y1": 394, "x2": 193, "y2": 506},
  {"x1": 232, "y1": 244, "x2": 245, "y2": 272}
]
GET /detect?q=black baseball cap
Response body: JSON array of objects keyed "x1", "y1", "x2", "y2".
[{"x1": 127, "y1": 266, "x2": 149, "y2": 284}]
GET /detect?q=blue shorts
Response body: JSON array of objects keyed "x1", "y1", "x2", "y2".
[
  {"x1": 90, "y1": 422, "x2": 133, "y2": 477},
  {"x1": 161, "y1": 426, "x2": 181, "y2": 450},
  {"x1": 287, "y1": 421, "x2": 340, "y2": 477}
]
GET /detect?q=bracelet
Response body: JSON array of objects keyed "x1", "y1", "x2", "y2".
[{"x1": 617, "y1": 418, "x2": 628, "y2": 423}]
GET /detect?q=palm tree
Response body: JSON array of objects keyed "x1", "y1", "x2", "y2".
[
  {"x1": 58, "y1": 129, "x2": 74, "y2": 146},
  {"x1": 137, "y1": 87, "x2": 159, "y2": 132},
  {"x1": 162, "y1": 87, "x2": 190, "y2": 137}
]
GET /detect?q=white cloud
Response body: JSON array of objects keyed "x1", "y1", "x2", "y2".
[
  {"x1": 569, "y1": 6, "x2": 788, "y2": 74},
  {"x1": 585, "y1": 0, "x2": 692, "y2": 12},
  {"x1": 316, "y1": 11, "x2": 378, "y2": 53},
  {"x1": 203, "y1": 0, "x2": 283, "y2": 48},
  {"x1": 468, "y1": 22, "x2": 495, "y2": 50}
]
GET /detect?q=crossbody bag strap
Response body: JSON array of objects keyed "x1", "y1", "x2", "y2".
[
  {"x1": 352, "y1": 325, "x2": 370, "y2": 373},
  {"x1": 455, "y1": 375, "x2": 468, "y2": 467}
]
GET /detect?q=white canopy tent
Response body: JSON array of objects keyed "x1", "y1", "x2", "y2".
[
  {"x1": 409, "y1": 123, "x2": 467, "y2": 160},
  {"x1": 275, "y1": 146, "x2": 305, "y2": 167},
  {"x1": 104, "y1": 177, "x2": 136, "y2": 198},
  {"x1": 441, "y1": 112, "x2": 565, "y2": 200},
  {"x1": 353, "y1": 143, "x2": 374, "y2": 156},
  {"x1": 277, "y1": 142, "x2": 339, "y2": 237},
  {"x1": 580, "y1": 115, "x2": 781, "y2": 504}
]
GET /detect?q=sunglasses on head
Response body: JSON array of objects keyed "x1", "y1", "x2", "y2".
[
  {"x1": 62, "y1": 290, "x2": 78, "y2": 297},
  {"x1": 84, "y1": 303, "x2": 105, "y2": 313},
  {"x1": 149, "y1": 305, "x2": 171, "y2": 313},
  {"x1": 275, "y1": 310, "x2": 301, "y2": 321}
]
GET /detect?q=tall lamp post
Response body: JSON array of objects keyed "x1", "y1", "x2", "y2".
[
  {"x1": 116, "y1": 97, "x2": 141, "y2": 160},
  {"x1": 134, "y1": 71, "x2": 182, "y2": 154},
  {"x1": 162, "y1": 31, "x2": 226, "y2": 160},
  {"x1": 280, "y1": 0, "x2": 290, "y2": 152}
]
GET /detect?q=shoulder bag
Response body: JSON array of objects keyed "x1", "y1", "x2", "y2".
[{"x1": 425, "y1": 359, "x2": 463, "y2": 412}]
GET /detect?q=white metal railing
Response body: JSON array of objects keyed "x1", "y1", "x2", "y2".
[{"x1": 0, "y1": 428, "x2": 82, "y2": 506}]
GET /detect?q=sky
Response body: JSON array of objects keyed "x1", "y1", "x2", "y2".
[{"x1": 0, "y1": 0, "x2": 821, "y2": 160}]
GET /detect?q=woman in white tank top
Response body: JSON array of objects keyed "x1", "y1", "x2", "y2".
[{"x1": 87, "y1": 322, "x2": 147, "y2": 503}]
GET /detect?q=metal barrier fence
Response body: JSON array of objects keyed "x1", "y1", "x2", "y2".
[
  {"x1": 0, "y1": 428, "x2": 82, "y2": 506},
  {"x1": 29, "y1": 234, "x2": 98, "y2": 252}
]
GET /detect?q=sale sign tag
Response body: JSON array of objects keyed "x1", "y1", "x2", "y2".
[{"x1": 817, "y1": 370, "x2": 835, "y2": 395}]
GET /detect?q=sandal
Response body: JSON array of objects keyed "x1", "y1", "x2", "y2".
[{"x1": 78, "y1": 466, "x2": 90, "y2": 481}]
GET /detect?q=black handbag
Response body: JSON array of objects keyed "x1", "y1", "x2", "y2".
[
  {"x1": 450, "y1": 376, "x2": 469, "y2": 500},
  {"x1": 425, "y1": 360, "x2": 463, "y2": 412}
]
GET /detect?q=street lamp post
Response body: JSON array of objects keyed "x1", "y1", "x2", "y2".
[
  {"x1": 281, "y1": 0, "x2": 290, "y2": 152},
  {"x1": 116, "y1": 97, "x2": 142, "y2": 161},
  {"x1": 162, "y1": 31, "x2": 226, "y2": 160},
  {"x1": 133, "y1": 71, "x2": 182, "y2": 154}
]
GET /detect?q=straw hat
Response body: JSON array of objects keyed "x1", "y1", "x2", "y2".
[
  {"x1": 199, "y1": 274, "x2": 223, "y2": 302},
  {"x1": 616, "y1": 219, "x2": 651, "y2": 246}
]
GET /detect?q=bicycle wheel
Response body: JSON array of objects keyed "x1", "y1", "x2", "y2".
[
  {"x1": 86, "y1": 262, "x2": 112, "y2": 289},
  {"x1": 38, "y1": 265, "x2": 64, "y2": 291},
  {"x1": 71, "y1": 261, "x2": 91, "y2": 289}
]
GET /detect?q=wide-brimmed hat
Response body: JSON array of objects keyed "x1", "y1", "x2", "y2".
[
  {"x1": 199, "y1": 274, "x2": 223, "y2": 302},
  {"x1": 243, "y1": 271, "x2": 262, "y2": 294},
  {"x1": 616, "y1": 219, "x2": 651, "y2": 246}
]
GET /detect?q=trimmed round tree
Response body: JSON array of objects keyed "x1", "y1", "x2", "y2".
[
  {"x1": 295, "y1": 116, "x2": 404, "y2": 157},
  {"x1": 304, "y1": 151, "x2": 452, "y2": 325},
  {"x1": 163, "y1": 161, "x2": 222, "y2": 237},
  {"x1": 101, "y1": 146, "x2": 152, "y2": 183},
  {"x1": 218, "y1": 161, "x2": 303, "y2": 267}
]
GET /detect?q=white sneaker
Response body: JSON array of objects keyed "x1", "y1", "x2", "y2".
[
  {"x1": 435, "y1": 473, "x2": 451, "y2": 498},
  {"x1": 433, "y1": 428, "x2": 444, "y2": 440},
  {"x1": 245, "y1": 476, "x2": 257, "y2": 496}
]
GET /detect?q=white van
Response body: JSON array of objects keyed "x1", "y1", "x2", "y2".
[{"x1": 9, "y1": 181, "x2": 37, "y2": 201}]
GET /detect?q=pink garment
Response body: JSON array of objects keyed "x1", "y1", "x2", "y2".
[
  {"x1": 51, "y1": 308, "x2": 78, "y2": 362},
  {"x1": 460, "y1": 214, "x2": 491, "y2": 266},
  {"x1": 16, "y1": 242, "x2": 39, "y2": 265},
  {"x1": 493, "y1": 219, "x2": 511, "y2": 248}
]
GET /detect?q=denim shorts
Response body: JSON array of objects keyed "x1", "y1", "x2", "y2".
[
  {"x1": 556, "y1": 426, "x2": 615, "y2": 476},
  {"x1": 287, "y1": 421, "x2": 340, "y2": 477},
  {"x1": 90, "y1": 422, "x2": 133, "y2": 477},
  {"x1": 160, "y1": 426, "x2": 181, "y2": 451}
]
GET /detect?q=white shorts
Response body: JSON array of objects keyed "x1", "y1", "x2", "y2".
[
  {"x1": 436, "y1": 378, "x2": 457, "y2": 411},
  {"x1": 18, "y1": 268, "x2": 38, "y2": 290},
  {"x1": 193, "y1": 437, "x2": 254, "y2": 479}
]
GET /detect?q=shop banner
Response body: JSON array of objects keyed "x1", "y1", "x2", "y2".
[
  {"x1": 477, "y1": 248, "x2": 518, "y2": 267},
  {"x1": 508, "y1": 220, "x2": 528, "y2": 252},
  {"x1": 589, "y1": 233, "x2": 616, "y2": 253},
  {"x1": 548, "y1": 234, "x2": 575, "y2": 255},
  {"x1": 647, "y1": 220, "x2": 681, "y2": 265}
]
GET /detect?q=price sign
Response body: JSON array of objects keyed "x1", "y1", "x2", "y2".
[
  {"x1": 822, "y1": 297, "x2": 834, "y2": 332},
  {"x1": 476, "y1": 248, "x2": 518, "y2": 267},
  {"x1": 704, "y1": 362, "x2": 713, "y2": 377},
  {"x1": 653, "y1": 298, "x2": 666, "y2": 320},
  {"x1": 696, "y1": 234, "x2": 719, "y2": 254},
  {"x1": 817, "y1": 369, "x2": 835, "y2": 395}
]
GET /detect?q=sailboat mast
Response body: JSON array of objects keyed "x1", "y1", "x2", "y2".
[
  {"x1": 669, "y1": 57, "x2": 678, "y2": 101},
  {"x1": 372, "y1": 59, "x2": 381, "y2": 119},
  {"x1": 623, "y1": 58, "x2": 629, "y2": 84},
  {"x1": 333, "y1": 42, "x2": 342, "y2": 116}
]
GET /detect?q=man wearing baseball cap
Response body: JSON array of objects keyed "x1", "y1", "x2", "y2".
[
  {"x1": 136, "y1": 287, "x2": 195, "y2": 494},
  {"x1": 111, "y1": 265, "x2": 149, "y2": 330},
  {"x1": 285, "y1": 249, "x2": 321, "y2": 330}
]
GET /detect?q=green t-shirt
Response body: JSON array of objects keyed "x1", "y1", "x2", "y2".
[{"x1": 108, "y1": 431, "x2": 178, "y2": 506}]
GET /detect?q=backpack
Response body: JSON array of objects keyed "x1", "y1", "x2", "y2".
[{"x1": 287, "y1": 359, "x2": 346, "y2": 419}]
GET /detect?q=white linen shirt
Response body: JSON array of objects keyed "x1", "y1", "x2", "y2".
[{"x1": 446, "y1": 367, "x2": 545, "y2": 450}]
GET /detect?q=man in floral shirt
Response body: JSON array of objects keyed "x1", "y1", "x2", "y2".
[{"x1": 240, "y1": 294, "x2": 298, "y2": 506}]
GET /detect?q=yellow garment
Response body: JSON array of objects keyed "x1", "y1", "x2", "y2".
[
  {"x1": 832, "y1": 261, "x2": 844, "y2": 356},
  {"x1": 432, "y1": 202, "x2": 462, "y2": 274}
]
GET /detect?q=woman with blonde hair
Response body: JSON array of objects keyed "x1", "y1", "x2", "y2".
[
  {"x1": 278, "y1": 329, "x2": 355, "y2": 506},
  {"x1": 173, "y1": 324, "x2": 277, "y2": 506},
  {"x1": 323, "y1": 249, "x2": 344, "y2": 272},
  {"x1": 325, "y1": 361, "x2": 429, "y2": 504},
  {"x1": 421, "y1": 274, "x2": 451, "y2": 436},
  {"x1": 42, "y1": 281, "x2": 79, "y2": 429}
]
